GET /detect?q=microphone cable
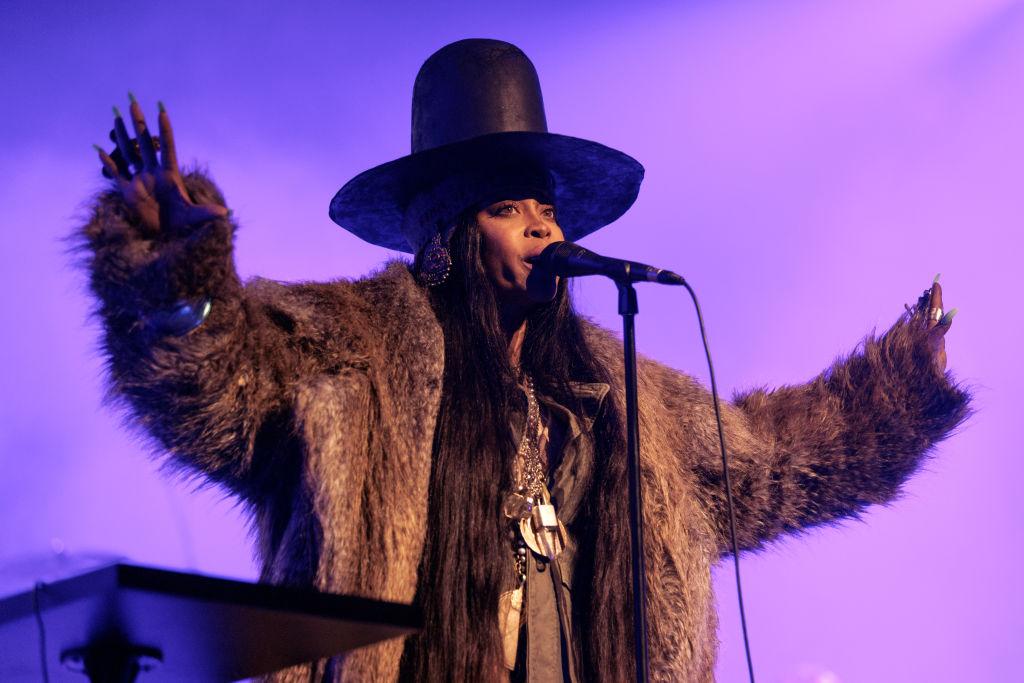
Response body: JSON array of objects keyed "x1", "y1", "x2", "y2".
[
  {"x1": 33, "y1": 581, "x2": 50, "y2": 683},
  {"x1": 680, "y1": 280, "x2": 756, "y2": 683}
]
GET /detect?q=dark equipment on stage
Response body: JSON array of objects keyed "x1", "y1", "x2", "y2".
[{"x1": 0, "y1": 563, "x2": 419, "y2": 682}]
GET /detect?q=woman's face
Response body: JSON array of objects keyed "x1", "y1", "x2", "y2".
[{"x1": 474, "y1": 197, "x2": 564, "y2": 307}]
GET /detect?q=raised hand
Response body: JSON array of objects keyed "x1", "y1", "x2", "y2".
[
  {"x1": 911, "y1": 275, "x2": 958, "y2": 372},
  {"x1": 95, "y1": 94, "x2": 228, "y2": 235}
]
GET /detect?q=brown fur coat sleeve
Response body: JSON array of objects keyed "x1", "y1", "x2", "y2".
[
  {"x1": 626, "y1": 313, "x2": 972, "y2": 556},
  {"x1": 76, "y1": 171, "x2": 371, "y2": 498}
]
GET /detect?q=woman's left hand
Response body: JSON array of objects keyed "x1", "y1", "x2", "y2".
[{"x1": 913, "y1": 276, "x2": 957, "y2": 372}]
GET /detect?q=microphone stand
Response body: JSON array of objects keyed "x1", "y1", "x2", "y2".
[{"x1": 616, "y1": 271, "x2": 650, "y2": 683}]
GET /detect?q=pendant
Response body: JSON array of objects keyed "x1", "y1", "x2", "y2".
[
  {"x1": 519, "y1": 504, "x2": 567, "y2": 560},
  {"x1": 498, "y1": 585, "x2": 524, "y2": 670},
  {"x1": 502, "y1": 492, "x2": 533, "y2": 520}
]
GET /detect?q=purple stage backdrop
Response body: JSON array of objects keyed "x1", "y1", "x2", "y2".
[{"x1": 1, "y1": 1, "x2": 1020, "y2": 681}]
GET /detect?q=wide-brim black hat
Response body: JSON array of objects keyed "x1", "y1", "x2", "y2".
[{"x1": 329, "y1": 39, "x2": 644, "y2": 254}]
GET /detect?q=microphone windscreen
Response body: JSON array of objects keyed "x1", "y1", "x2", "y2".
[{"x1": 526, "y1": 242, "x2": 564, "y2": 302}]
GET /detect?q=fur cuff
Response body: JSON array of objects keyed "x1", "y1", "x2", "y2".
[{"x1": 76, "y1": 170, "x2": 240, "y2": 329}]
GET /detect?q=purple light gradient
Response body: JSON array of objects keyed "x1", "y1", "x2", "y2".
[{"x1": 1, "y1": 1, "x2": 1019, "y2": 680}]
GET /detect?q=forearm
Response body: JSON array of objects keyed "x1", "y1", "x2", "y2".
[
  {"x1": 78, "y1": 171, "x2": 288, "y2": 492},
  {"x1": 696, "y1": 313, "x2": 972, "y2": 554}
]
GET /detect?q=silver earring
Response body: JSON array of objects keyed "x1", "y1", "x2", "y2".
[{"x1": 418, "y1": 231, "x2": 452, "y2": 286}]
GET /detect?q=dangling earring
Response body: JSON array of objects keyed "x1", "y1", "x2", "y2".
[{"x1": 417, "y1": 230, "x2": 452, "y2": 287}]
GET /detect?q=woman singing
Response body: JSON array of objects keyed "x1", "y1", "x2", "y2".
[{"x1": 79, "y1": 39, "x2": 969, "y2": 681}]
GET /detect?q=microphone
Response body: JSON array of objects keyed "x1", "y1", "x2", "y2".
[{"x1": 527, "y1": 241, "x2": 685, "y2": 300}]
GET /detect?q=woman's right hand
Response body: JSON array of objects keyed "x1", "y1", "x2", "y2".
[{"x1": 96, "y1": 95, "x2": 228, "y2": 235}]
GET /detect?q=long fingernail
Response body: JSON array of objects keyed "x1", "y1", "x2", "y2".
[
  {"x1": 940, "y1": 307, "x2": 958, "y2": 325},
  {"x1": 128, "y1": 91, "x2": 138, "y2": 105},
  {"x1": 933, "y1": 273, "x2": 942, "y2": 284},
  {"x1": 157, "y1": 100, "x2": 166, "y2": 114},
  {"x1": 113, "y1": 105, "x2": 123, "y2": 119},
  {"x1": 92, "y1": 143, "x2": 104, "y2": 154}
]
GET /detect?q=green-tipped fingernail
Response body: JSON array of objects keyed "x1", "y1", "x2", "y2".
[
  {"x1": 933, "y1": 273, "x2": 942, "y2": 284},
  {"x1": 128, "y1": 91, "x2": 137, "y2": 105},
  {"x1": 940, "y1": 307, "x2": 958, "y2": 325},
  {"x1": 158, "y1": 100, "x2": 166, "y2": 113},
  {"x1": 113, "y1": 105, "x2": 123, "y2": 119}
]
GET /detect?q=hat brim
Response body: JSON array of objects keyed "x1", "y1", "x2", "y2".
[{"x1": 329, "y1": 131, "x2": 644, "y2": 253}]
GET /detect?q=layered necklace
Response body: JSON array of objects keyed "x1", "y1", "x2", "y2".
[{"x1": 499, "y1": 372, "x2": 568, "y2": 670}]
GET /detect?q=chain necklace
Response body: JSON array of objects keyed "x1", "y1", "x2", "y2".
[
  {"x1": 502, "y1": 374, "x2": 567, "y2": 563},
  {"x1": 515, "y1": 374, "x2": 546, "y2": 499},
  {"x1": 502, "y1": 374, "x2": 543, "y2": 584}
]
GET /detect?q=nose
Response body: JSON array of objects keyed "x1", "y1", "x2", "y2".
[
  {"x1": 528, "y1": 221, "x2": 551, "y2": 239},
  {"x1": 525, "y1": 204, "x2": 553, "y2": 239}
]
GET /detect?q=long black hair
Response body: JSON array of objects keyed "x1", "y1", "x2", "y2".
[{"x1": 399, "y1": 210, "x2": 634, "y2": 681}]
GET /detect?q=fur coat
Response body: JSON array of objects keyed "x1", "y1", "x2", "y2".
[{"x1": 77, "y1": 171, "x2": 971, "y2": 681}]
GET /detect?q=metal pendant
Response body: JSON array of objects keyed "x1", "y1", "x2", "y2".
[
  {"x1": 498, "y1": 585, "x2": 524, "y2": 670},
  {"x1": 519, "y1": 504, "x2": 567, "y2": 561}
]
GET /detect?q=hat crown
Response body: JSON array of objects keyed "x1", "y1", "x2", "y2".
[{"x1": 412, "y1": 39, "x2": 548, "y2": 153}]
